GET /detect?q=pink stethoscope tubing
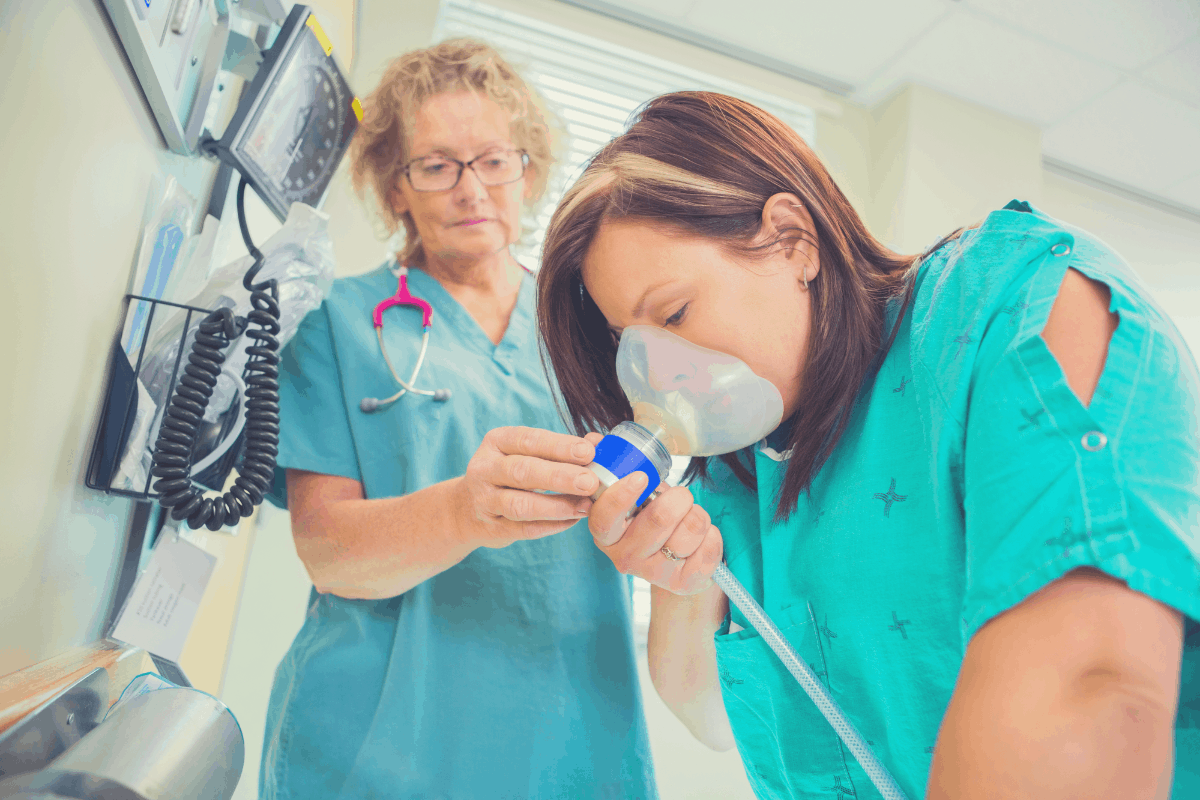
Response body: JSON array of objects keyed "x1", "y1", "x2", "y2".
[{"x1": 361, "y1": 266, "x2": 449, "y2": 412}]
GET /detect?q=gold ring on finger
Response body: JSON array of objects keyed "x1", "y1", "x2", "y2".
[{"x1": 661, "y1": 545, "x2": 683, "y2": 562}]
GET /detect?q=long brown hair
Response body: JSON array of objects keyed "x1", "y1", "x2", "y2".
[{"x1": 537, "y1": 91, "x2": 933, "y2": 519}]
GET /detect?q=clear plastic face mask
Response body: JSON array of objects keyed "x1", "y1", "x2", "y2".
[{"x1": 615, "y1": 325, "x2": 784, "y2": 457}]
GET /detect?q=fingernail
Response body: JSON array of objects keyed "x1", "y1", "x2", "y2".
[
  {"x1": 572, "y1": 442, "x2": 592, "y2": 460},
  {"x1": 575, "y1": 472, "x2": 596, "y2": 492},
  {"x1": 630, "y1": 472, "x2": 648, "y2": 490}
]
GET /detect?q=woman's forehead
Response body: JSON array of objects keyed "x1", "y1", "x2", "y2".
[
  {"x1": 585, "y1": 220, "x2": 710, "y2": 280},
  {"x1": 407, "y1": 91, "x2": 512, "y2": 153},
  {"x1": 583, "y1": 221, "x2": 712, "y2": 318}
]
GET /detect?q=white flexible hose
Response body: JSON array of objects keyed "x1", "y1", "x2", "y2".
[{"x1": 712, "y1": 563, "x2": 910, "y2": 800}]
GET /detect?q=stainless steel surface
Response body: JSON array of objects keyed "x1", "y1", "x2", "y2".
[
  {"x1": 0, "y1": 670, "x2": 109, "y2": 780},
  {"x1": 33, "y1": 689, "x2": 242, "y2": 800}
]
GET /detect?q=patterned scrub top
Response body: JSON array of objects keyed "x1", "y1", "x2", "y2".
[{"x1": 690, "y1": 201, "x2": 1200, "y2": 800}]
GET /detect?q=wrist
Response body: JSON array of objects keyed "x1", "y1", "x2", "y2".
[{"x1": 446, "y1": 477, "x2": 481, "y2": 553}]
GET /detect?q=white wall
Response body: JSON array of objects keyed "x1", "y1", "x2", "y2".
[{"x1": 0, "y1": 0, "x2": 222, "y2": 676}]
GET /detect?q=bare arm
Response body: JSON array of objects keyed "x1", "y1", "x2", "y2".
[
  {"x1": 648, "y1": 583, "x2": 735, "y2": 751},
  {"x1": 288, "y1": 427, "x2": 600, "y2": 600},
  {"x1": 587, "y1": 453, "x2": 733, "y2": 750},
  {"x1": 928, "y1": 568, "x2": 1182, "y2": 800}
]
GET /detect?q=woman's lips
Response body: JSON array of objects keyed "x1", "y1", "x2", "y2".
[{"x1": 455, "y1": 217, "x2": 489, "y2": 227}]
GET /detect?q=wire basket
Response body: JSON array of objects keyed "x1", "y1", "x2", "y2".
[{"x1": 85, "y1": 294, "x2": 242, "y2": 500}]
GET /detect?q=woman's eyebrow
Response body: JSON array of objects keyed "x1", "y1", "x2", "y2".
[{"x1": 632, "y1": 280, "x2": 673, "y2": 318}]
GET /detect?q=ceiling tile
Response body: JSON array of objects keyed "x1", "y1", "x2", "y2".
[
  {"x1": 1161, "y1": 172, "x2": 1200, "y2": 212},
  {"x1": 963, "y1": 0, "x2": 1199, "y2": 71},
  {"x1": 1139, "y1": 36, "x2": 1200, "y2": 108},
  {"x1": 854, "y1": 11, "x2": 1122, "y2": 127},
  {"x1": 680, "y1": 0, "x2": 951, "y2": 87},
  {"x1": 1043, "y1": 81, "x2": 1200, "y2": 193}
]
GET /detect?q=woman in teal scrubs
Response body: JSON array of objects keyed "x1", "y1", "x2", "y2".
[
  {"x1": 260, "y1": 41, "x2": 656, "y2": 799},
  {"x1": 536, "y1": 91, "x2": 1200, "y2": 799}
]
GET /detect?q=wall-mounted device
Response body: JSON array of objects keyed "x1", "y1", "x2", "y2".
[
  {"x1": 205, "y1": 5, "x2": 361, "y2": 221},
  {"x1": 99, "y1": 0, "x2": 235, "y2": 154},
  {"x1": 90, "y1": 3, "x2": 359, "y2": 529}
]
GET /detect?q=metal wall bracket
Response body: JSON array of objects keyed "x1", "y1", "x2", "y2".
[
  {"x1": 0, "y1": 670, "x2": 109, "y2": 781},
  {"x1": 221, "y1": 31, "x2": 262, "y2": 80}
]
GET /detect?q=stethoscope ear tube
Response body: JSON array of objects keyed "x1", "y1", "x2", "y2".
[{"x1": 360, "y1": 327, "x2": 452, "y2": 413}]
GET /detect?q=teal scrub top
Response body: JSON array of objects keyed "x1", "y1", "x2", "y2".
[
  {"x1": 692, "y1": 201, "x2": 1200, "y2": 800},
  {"x1": 261, "y1": 263, "x2": 657, "y2": 800}
]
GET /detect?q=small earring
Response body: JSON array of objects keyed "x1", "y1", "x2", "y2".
[{"x1": 802, "y1": 271, "x2": 809, "y2": 290}]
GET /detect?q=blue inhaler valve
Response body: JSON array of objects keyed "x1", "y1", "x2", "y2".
[{"x1": 588, "y1": 421, "x2": 672, "y2": 508}]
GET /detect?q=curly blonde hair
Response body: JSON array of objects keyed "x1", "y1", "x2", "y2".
[{"x1": 349, "y1": 38, "x2": 559, "y2": 265}]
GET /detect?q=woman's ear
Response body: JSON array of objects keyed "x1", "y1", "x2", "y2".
[
  {"x1": 388, "y1": 186, "x2": 409, "y2": 218},
  {"x1": 762, "y1": 193, "x2": 818, "y2": 282}
]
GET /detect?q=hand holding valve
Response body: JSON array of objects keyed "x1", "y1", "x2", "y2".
[{"x1": 585, "y1": 442, "x2": 725, "y2": 596}]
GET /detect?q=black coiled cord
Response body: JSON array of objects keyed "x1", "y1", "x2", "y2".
[{"x1": 150, "y1": 177, "x2": 281, "y2": 530}]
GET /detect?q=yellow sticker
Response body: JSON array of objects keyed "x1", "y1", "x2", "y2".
[
  {"x1": 306, "y1": 14, "x2": 333, "y2": 57},
  {"x1": 351, "y1": 97, "x2": 364, "y2": 122}
]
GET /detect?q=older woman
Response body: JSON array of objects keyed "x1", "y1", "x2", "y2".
[
  {"x1": 537, "y1": 92, "x2": 1200, "y2": 799},
  {"x1": 261, "y1": 41, "x2": 656, "y2": 800}
]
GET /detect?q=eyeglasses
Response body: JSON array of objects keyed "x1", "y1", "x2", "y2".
[{"x1": 403, "y1": 149, "x2": 530, "y2": 192}]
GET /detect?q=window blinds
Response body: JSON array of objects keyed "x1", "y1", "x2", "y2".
[{"x1": 433, "y1": 0, "x2": 818, "y2": 266}]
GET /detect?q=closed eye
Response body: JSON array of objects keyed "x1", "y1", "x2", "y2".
[{"x1": 665, "y1": 303, "x2": 689, "y2": 327}]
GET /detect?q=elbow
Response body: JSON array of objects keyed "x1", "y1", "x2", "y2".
[
  {"x1": 698, "y1": 725, "x2": 737, "y2": 753},
  {"x1": 647, "y1": 650, "x2": 736, "y2": 753},
  {"x1": 292, "y1": 512, "x2": 369, "y2": 599},
  {"x1": 1058, "y1": 677, "x2": 1177, "y2": 799}
]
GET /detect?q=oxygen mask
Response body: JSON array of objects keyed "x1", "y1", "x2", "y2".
[{"x1": 588, "y1": 325, "x2": 784, "y2": 506}]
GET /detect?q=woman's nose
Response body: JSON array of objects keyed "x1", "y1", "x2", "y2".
[
  {"x1": 453, "y1": 164, "x2": 490, "y2": 203},
  {"x1": 656, "y1": 356, "x2": 698, "y2": 390}
]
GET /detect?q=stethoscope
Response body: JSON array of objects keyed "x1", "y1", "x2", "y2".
[{"x1": 359, "y1": 265, "x2": 453, "y2": 413}]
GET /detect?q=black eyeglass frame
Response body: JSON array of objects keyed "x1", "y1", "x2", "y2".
[{"x1": 402, "y1": 149, "x2": 530, "y2": 192}]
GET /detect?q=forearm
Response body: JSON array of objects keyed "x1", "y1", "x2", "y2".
[
  {"x1": 928, "y1": 676, "x2": 1177, "y2": 800},
  {"x1": 294, "y1": 477, "x2": 476, "y2": 600},
  {"x1": 647, "y1": 582, "x2": 735, "y2": 752}
]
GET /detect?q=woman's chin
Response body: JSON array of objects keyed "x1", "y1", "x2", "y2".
[{"x1": 433, "y1": 233, "x2": 515, "y2": 262}]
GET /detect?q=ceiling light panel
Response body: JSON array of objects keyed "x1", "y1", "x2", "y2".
[
  {"x1": 855, "y1": 11, "x2": 1122, "y2": 127},
  {"x1": 963, "y1": 0, "x2": 1200, "y2": 72},
  {"x1": 1139, "y1": 36, "x2": 1200, "y2": 108}
]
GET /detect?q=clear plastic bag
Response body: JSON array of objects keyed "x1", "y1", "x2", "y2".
[{"x1": 115, "y1": 203, "x2": 335, "y2": 491}]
